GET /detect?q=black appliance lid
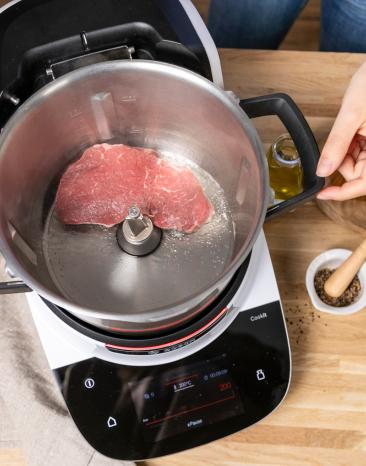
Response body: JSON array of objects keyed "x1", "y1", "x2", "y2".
[{"x1": 0, "y1": 0, "x2": 212, "y2": 126}]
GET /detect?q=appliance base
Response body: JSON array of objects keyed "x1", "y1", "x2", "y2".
[
  {"x1": 25, "y1": 231, "x2": 291, "y2": 460},
  {"x1": 53, "y1": 300, "x2": 290, "y2": 460}
]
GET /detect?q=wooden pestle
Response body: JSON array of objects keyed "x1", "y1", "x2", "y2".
[{"x1": 324, "y1": 238, "x2": 366, "y2": 298}]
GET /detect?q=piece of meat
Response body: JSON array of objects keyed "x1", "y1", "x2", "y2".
[
  {"x1": 148, "y1": 160, "x2": 213, "y2": 233},
  {"x1": 55, "y1": 143, "x2": 213, "y2": 233},
  {"x1": 55, "y1": 144, "x2": 156, "y2": 227}
]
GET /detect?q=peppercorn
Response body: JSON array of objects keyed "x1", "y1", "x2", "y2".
[{"x1": 314, "y1": 268, "x2": 361, "y2": 307}]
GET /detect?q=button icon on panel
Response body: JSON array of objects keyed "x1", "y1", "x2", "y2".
[
  {"x1": 256, "y1": 369, "x2": 266, "y2": 381},
  {"x1": 84, "y1": 378, "x2": 95, "y2": 389},
  {"x1": 107, "y1": 416, "x2": 118, "y2": 428}
]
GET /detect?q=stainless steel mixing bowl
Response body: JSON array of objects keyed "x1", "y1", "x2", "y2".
[{"x1": 0, "y1": 60, "x2": 319, "y2": 334}]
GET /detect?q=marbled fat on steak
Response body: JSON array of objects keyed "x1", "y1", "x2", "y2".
[{"x1": 55, "y1": 143, "x2": 213, "y2": 233}]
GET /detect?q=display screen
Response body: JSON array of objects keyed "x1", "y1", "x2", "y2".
[{"x1": 128, "y1": 353, "x2": 244, "y2": 441}]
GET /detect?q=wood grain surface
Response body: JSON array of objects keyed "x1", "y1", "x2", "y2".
[
  {"x1": 145, "y1": 50, "x2": 366, "y2": 466},
  {"x1": 0, "y1": 450, "x2": 26, "y2": 466}
]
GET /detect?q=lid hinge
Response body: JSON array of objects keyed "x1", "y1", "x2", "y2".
[{"x1": 45, "y1": 31, "x2": 135, "y2": 80}]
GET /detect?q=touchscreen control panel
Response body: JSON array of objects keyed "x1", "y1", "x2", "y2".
[{"x1": 55, "y1": 301, "x2": 290, "y2": 461}]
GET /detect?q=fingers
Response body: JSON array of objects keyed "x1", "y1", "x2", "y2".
[
  {"x1": 317, "y1": 110, "x2": 361, "y2": 177},
  {"x1": 358, "y1": 126, "x2": 366, "y2": 137},
  {"x1": 337, "y1": 155, "x2": 356, "y2": 180},
  {"x1": 337, "y1": 150, "x2": 366, "y2": 181},
  {"x1": 354, "y1": 155, "x2": 366, "y2": 178},
  {"x1": 317, "y1": 178, "x2": 366, "y2": 201},
  {"x1": 317, "y1": 62, "x2": 366, "y2": 178}
]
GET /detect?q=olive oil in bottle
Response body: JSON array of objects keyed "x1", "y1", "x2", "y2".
[{"x1": 267, "y1": 134, "x2": 303, "y2": 201}]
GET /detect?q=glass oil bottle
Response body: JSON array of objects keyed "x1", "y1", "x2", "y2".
[{"x1": 267, "y1": 134, "x2": 303, "y2": 202}]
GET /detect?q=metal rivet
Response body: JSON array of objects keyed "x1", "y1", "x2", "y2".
[{"x1": 81, "y1": 31, "x2": 89, "y2": 51}]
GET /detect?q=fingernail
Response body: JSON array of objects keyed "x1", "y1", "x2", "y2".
[
  {"x1": 317, "y1": 192, "x2": 330, "y2": 200},
  {"x1": 316, "y1": 159, "x2": 333, "y2": 177}
]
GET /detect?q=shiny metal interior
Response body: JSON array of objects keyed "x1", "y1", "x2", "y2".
[
  {"x1": 116, "y1": 207, "x2": 162, "y2": 256},
  {"x1": 0, "y1": 61, "x2": 268, "y2": 333}
]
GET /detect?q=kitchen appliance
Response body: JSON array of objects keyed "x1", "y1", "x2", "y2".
[{"x1": 0, "y1": 0, "x2": 323, "y2": 461}]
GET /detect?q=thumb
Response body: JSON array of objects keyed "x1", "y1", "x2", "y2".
[{"x1": 317, "y1": 108, "x2": 361, "y2": 177}]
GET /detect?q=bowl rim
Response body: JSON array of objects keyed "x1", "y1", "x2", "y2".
[{"x1": 0, "y1": 59, "x2": 269, "y2": 323}]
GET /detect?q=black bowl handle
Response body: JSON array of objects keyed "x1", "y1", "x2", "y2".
[{"x1": 240, "y1": 93, "x2": 325, "y2": 219}]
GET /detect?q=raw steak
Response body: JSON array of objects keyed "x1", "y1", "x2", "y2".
[{"x1": 55, "y1": 143, "x2": 213, "y2": 233}]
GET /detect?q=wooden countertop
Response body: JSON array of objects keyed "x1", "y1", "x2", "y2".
[
  {"x1": 145, "y1": 50, "x2": 366, "y2": 466},
  {"x1": 1, "y1": 50, "x2": 366, "y2": 465}
]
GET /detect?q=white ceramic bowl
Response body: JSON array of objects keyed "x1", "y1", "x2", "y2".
[{"x1": 306, "y1": 249, "x2": 366, "y2": 315}]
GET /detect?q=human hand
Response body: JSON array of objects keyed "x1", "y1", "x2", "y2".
[{"x1": 317, "y1": 62, "x2": 366, "y2": 201}]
